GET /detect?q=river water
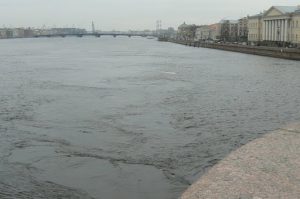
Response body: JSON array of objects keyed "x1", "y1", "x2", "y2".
[{"x1": 0, "y1": 37, "x2": 300, "y2": 199}]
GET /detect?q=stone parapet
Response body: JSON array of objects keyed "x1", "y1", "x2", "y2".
[
  {"x1": 168, "y1": 40, "x2": 300, "y2": 60},
  {"x1": 181, "y1": 123, "x2": 300, "y2": 199}
]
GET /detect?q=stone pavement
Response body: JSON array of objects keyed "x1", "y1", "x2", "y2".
[{"x1": 181, "y1": 123, "x2": 300, "y2": 199}]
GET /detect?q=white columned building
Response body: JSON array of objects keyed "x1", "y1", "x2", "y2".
[
  {"x1": 270, "y1": 20, "x2": 272, "y2": 40},
  {"x1": 274, "y1": 20, "x2": 276, "y2": 40},
  {"x1": 284, "y1": 19, "x2": 288, "y2": 41},
  {"x1": 248, "y1": 6, "x2": 300, "y2": 46},
  {"x1": 261, "y1": 6, "x2": 299, "y2": 43},
  {"x1": 281, "y1": 20, "x2": 284, "y2": 41},
  {"x1": 267, "y1": 18, "x2": 287, "y2": 42}
]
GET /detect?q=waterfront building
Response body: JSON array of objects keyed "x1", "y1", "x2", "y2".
[
  {"x1": 12, "y1": 28, "x2": 25, "y2": 38},
  {"x1": 50, "y1": 28, "x2": 87, "y2": 35},
  {"x1": 195, "y1": 26, "x2": 208, "y2": 41},
  {"x1": 24, "y1": 28, "x2": 34, "y2": 38},
  {"x1": 5, "y1": 29, "x2": 13, "y2": 38},
  {"x1": 218, "y1": 20, "x2": 239, "y2": 42},
  {"x1": 0, "y1": 29, "x2": 7, "y2": 39},
  {"x1": 32, "y1": 28, "x2": 87, "y2": 36},
  {"x1": 33, "y1": 29, "x2": 43, "y2": 36},
  {"x1": 238, "y1": 17, "x2": 249, "y2": 41},
  {"x1": 159, "y1": 27, "x2": 176, "y2": 39},
  {"x1": 248, "y1": 6, "x2": 300, "y2": 46},
  {"x1": 248, "y1": 14, "x2": 263, "y2": 44},
  {"x1": 195, "y1": 24, "x2": 218, "y2": 41},
  {"x1": 209, "y1": 24, "x2": 219, "y2": 41},
  {"x1": 0, "y1": 28, "x2": 35, "y2": 39},
  {"x1": 177, "y1": 22, "x2": 199, "y2": 41}
]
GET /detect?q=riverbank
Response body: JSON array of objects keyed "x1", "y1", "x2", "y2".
[
  {"x1": 181, "y1": 122, "x2": 300, "y2": 199},
  {"x1": 168, "y1": 40, "x2": 300, "y2": 60}
]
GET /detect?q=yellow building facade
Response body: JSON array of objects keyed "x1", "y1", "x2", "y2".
[
  {"x1": 248, "y1": 6, "x2": 300, "y2": 46},
  {"x1": 248, "y1": 14, "x2": 263, "y2": 42}
]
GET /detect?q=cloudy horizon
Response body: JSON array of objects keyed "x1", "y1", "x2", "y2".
[{"x1": 0, "y1": 0, "x2": 299, "y2": 31}]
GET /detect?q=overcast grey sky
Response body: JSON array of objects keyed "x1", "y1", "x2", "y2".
[{"x1": 0, "y1": 0, "x2": 299, "y2": 30}]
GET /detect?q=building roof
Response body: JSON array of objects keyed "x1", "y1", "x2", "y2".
[
  {"x1": 248, "y1": 13, "x2": 263, "y2": 19},
  {"x1": 253, "y1": 13, "x2": 263, "y2": 17},
  {"x1": 209, "y1": 24, "x2": 218, "y2": 30},
  {"x1": 178, "y1": 22, "x2": 188, "y2": 29},
  {"x1": 249, "y1": 5, "x2": 300, "y2": 19},
  {"x1": 219, "y1": 19, "x2": 238, "y2": 24},
  {"x1": 273, "y1": 6, "x2": 298, "y2": 14}
]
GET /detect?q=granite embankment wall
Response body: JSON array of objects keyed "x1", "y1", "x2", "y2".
[
  {"x1": 170, "y1": 40, "x2": 300, "y2": 60},
  {"x1": 180, "y1": 122, "x2": 300, "y2": 199}
]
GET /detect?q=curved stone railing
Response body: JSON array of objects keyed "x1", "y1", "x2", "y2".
[{"x1": 181, "y1": 123, "x2": 300, "y2": 199}]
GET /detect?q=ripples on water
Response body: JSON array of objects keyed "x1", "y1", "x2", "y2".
[{"x1": 0, "y1": 37, "x2": 300, "y2": 199}]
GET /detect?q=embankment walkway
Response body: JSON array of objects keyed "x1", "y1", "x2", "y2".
[
  {"x1": 169, "y1": 40, "x2": 300, "y2": 61},
  {"x1": 181, "y1": 123, "x2": 300, "y2": 199}
]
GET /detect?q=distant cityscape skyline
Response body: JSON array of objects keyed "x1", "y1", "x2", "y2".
[
  {"x1": 0, "y1": 22, "x2": 158, "y2": 32},
  {"x1": 0, "y1": 0, "x2": 300, "y2": 31}
]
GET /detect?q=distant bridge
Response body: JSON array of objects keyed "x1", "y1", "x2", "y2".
[{"x1": 34, "y1": 33, "x2": 157, "y2": 38}]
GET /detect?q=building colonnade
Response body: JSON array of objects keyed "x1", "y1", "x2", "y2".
[{"x1": 263, "y1": 19, "x2": 289, "y2": 41}]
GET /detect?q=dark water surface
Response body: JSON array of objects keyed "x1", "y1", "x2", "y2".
[{"x1": 1, "y1": 37, "x2": 300, "y2": 199}]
